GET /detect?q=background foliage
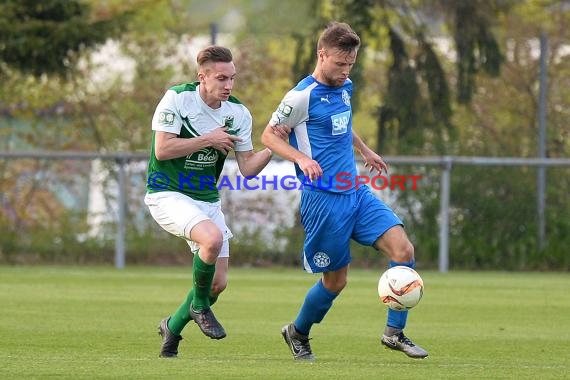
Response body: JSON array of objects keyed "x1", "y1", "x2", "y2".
[{"x1": 0, "y1": 0, "x2": 568, "y2": 269}]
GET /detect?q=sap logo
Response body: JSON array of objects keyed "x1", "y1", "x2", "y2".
[{"x1": 331, "y1": 111, "x2": 351, "y2": 135}]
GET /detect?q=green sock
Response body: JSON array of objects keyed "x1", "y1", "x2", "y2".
[
  {"x1": 168, "y1": 289, "x2": 194, "y2": 335},
  {"x1": 168, "y1": 289, "x2": 219, "y2": 335},
  {"x1": 191, "y1": 254, "x2": 216, "y2": 311}
]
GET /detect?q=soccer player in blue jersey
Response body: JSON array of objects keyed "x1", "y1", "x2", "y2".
[{"x1": 261, "y1": 21, "x2": 428, "y2": 360}]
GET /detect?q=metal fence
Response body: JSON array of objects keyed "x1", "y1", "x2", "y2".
[{"x1": 1, "y1": 151, "x2": 569, "y2": 271}]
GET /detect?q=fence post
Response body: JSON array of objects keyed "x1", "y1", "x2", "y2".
[
  {"x1": 115, "y1": 157, "x2": 126, "y2": 269},
  {"x1": 537, "y1": 32, "x2": 548, "y2": 251},
  {"x1": 438, "y1": 157, "x2": 452, "y2": 273}
]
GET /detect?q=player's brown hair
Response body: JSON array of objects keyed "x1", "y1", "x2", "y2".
[
  {"x1": 317, "y1": 21, "x2": 360, "y2": 53},
  {"x1": 197, "y1": 45, "x2": 233, "y2": 67}
]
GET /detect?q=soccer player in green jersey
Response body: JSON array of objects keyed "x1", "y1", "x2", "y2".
[{"x1": 144, "y1": 45, "x2": 285, "y2": 358}]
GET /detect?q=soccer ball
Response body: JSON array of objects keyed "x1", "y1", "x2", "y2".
[{"x1": 378, "y1": 266, "x2": 424, "y2": 311}]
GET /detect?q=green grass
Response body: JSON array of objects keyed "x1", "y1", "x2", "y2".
[{"x1": 1, "y1": 266, "x2": 569, "y2": 379}]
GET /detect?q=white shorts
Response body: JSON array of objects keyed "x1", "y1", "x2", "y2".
[{"x1": 144, "y1": 191, "x2": 233, "y2": 257}]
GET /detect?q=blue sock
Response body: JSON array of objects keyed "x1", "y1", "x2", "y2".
[
  {"x1": 386, "y1": 260, "x2": 415, "y2": 330},
  {"x1": 294, "y1": 279, "x2": 338, "y2": 335}
]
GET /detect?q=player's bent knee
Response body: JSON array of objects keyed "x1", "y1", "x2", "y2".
[
  {"x1": 393, "y1": 241, "x2": 415, "y2": 263},
  {"x1": 190, "y1": 220, "x2": 224, "y2": 254},
  {"x1": 200, "y1": 234, "x2": 224, "y2": 255},
  {"x1": 386, "y1": 239, "x2": 414, "y2": 263},
  {"x1": 323, "y1": 277, "x2": 347, "y2": 293}
]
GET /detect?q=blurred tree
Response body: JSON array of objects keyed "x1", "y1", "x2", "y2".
[
  {"x1": 436, "y1": 0, "x2": 507, "y2": 103},
  {"x1": 446, "y1": 0, "x2": 570, "y2": 264},
  {"x1": 286, "y1": 0, "x2": 510, "y2": 154},
  {"x1": 375, "y1": 0, "x2": 511, "y2": 154},
  {"x1": 0, "y1": 0, "x2": 132, "y2": 77}
]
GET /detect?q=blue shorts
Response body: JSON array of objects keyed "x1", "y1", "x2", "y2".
[{"x1": 299, "y1": 186, "x2": 402, "y2": 273}]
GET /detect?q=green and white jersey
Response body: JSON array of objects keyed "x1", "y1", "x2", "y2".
[{"x1": 146, "y1": 82, "x2": 253, "y2": 202}]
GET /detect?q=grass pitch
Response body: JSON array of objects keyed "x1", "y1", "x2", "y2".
[{"x1": 0, "y1": 266, "x2": 569, "y2": 379}]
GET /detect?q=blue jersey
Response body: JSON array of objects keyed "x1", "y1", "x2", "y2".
[
  {"x1": 269, "y1": 75, "x2": 357, "y2": 193},
  {"x1": 270, "y1": 76, "x2": 403, "y2": 274}
]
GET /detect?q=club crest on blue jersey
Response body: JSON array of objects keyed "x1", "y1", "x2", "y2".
[{"x1": 342, "y1": 90, "x2": 350, "y2": 106}]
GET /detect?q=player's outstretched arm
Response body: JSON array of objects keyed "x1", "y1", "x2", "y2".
[
  {"x1": 261, "y1": 124, "x2": 323, "y2": 180},
  {"x1": 234, "y1": 124, "x2": 291, "y2": 177},
  {"x1": 352, "y1": 131, "x2": 388, "y2": 174},
  {"x1": 234, "y1": 148, "x2": 273, "y2": 178}
]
